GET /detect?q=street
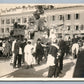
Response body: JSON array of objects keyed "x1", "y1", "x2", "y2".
[{"x1": 0, "y1": 55, "x2": 77, "y2": 79}]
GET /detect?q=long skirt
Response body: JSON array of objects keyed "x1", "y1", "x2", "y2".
[
  {"x1": 25, "y1": 53, "x2": 36, "y2": 65},
  {"x1": 72, "y1": 43, "x2": 79, "y2": 58},
  {"x1": 47, "y1": 54, "x2": 55, "y2": 66}
]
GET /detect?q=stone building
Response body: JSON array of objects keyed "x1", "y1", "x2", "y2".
[
  {"x1": 42, "y1": 5, "x2": 84, "y2": 40},
  {"x1": 0, "y1": 5, "x2": 36, "y2": 38},
  {"x1": 0, "y1": 5, "x2": 84, "y2": 40}
]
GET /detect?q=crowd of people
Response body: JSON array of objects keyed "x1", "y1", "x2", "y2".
[{"x1": 1, "y1": 34, "x2": 84, "y2": 78}]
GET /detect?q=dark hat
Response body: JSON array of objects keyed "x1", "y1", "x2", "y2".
[{"x1": 37, "y1": 38, "x2": 41, "y2": 41}]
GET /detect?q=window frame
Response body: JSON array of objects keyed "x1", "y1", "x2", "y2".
[
  {"x1": 1, "y1": 19, "x2": 5, "y2": 24},
  {"x1": 52, "y1": 15, "x2": 55, "y2": 21},
  {"x1": 75, "y1": 25, "x2": 79, "y2": 30},
  {"x1": 75, "y1": 13, "x2": 80, "y2": 20},
  {"x1": 67, "y1": 14, "x2": 71, "y2": 20},
  {"x1": 1, "y1": 28, "x2": 4, "y2": 33},
  {"x1": 22, "y1": 18, "x2": 27, "y2": 23},
  {"x1": 6, "y1": 19, "x2": 10, "y2": 24},
  {"x1": 6, "y1": 28, "x2": 9, "y2": 33}
]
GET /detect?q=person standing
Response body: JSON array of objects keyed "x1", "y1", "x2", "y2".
[
  {"x1": 58, "y1": 38, "x2": 66, "y2": 73},
  {"x1": 21, "y1": 38, "x2": 27, "y2": 63},
  {"x1": 47, "y1": 39, "x2": 60, "y2": 77},
  {"x1": 13, "y1": 39, "x2": 20, "y2": 68},
  {"x1": 24, "y1": 40, "x2": 34, "y2": 68},
  {"x1": 18, "y1": 40, "x2": 22, "y2": 68},
  {"x1": 3, "y1": 39, "x2": 11, "y2": 58},
  {"x1": 35, "y1": 38, "x2": 44, "y2": 65},
  {"x1": 71, "y1": 36, "x2": 79, "y2": 59},
  {"x1": 10, "y1": 38, "x2": 16, "y2": 64}
]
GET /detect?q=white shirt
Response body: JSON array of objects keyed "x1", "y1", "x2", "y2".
[{"x1": 12, "y1": 40, "x2": 16, "y2": 52}]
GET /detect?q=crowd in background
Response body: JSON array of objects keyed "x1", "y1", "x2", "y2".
[{"x1": 1, "y1": 34, "x2": 84, "y2": 78}]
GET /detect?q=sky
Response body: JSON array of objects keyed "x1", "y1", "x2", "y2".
[{"x1": 0, "y1": 0, "x2": 84, "y2": 3}]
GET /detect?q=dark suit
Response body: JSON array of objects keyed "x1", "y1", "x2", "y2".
[
  {"x1": 20, "y1": 42, "x2": 27, "y2": 63},
  {"x1": 48, "y1": 44, "x2": 59, "y2": 77},
  {"x1": 36, "y1": 43, "x2": 44, "y2": 64},
  {"x1": 59, "y1": 40, "x2": 66, "y2": 72},
  {"x1": 13, "y1": 41, "x2": 21, "y2": 68},
  {"x1": 73, "y1": 49, "x2": 84, "y2": 77}
]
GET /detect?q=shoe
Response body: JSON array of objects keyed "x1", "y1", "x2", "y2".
[
  {"x1": 17, "y1": 66, "x2": 21, "y2": 68},
  {"x1": 38, "y1": 63, "x2": 40, "y2": 65},
  {"x1": 30, "y1": 65, "x2": 33, "y2": 68},
  {"x1": 10, "y1": 63, "x2": 13, "y2": 65},
  {"x1": 59, "y1": 71, "x2": 62, "y2": 74},
  {"x1": 25, "y1": 65, "x2": 29, "y2": 69},
  {"x1": 13, "y1": 66, "x2": 16, "y2": 69}
]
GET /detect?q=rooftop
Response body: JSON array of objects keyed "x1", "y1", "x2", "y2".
[{"x1": 0, "y1": 4, "x2": 84, "y2": 15}]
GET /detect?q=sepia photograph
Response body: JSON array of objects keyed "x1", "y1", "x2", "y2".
[{"x1": 0, "y1": 4, "x2": 84, "y2": 80}]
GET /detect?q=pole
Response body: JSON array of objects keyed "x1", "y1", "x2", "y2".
[{"x1": 62, "y1": 15, "x2": 64, "y2": 39}]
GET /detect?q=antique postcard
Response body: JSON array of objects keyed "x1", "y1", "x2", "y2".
[{"x1": 0, "y1": 4, "x2": 84, "y2": 81}]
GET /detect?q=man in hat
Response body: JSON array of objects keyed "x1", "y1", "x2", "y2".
[
  {"x1": 35, "y1": 38, "x2": 44, "y2": 65},
  {"x1": 47, "y1": 39, "x2": 60, "y2": 77},
  {"x1": 13, "y1": 38, "x2": 20, "y2": 68},
  {"x1": 21, "y1": 38, "x2": 27, "y2": 63}
]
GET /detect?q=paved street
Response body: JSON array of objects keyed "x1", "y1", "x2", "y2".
[{"x1": 0, "y1": 56, "x2": 77, "y2": 79}]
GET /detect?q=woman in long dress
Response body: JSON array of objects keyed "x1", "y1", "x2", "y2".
[
  {"x1": 24, "y1": 40, "x2": 35, "y2": 68},
  {"x1": 72, "y1": 42, "x2": 79, "y2": 59}
]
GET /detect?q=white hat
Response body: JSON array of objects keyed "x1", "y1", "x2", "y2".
[{"x1": 27, "y1": 39, "x2": 32, "y2": 43}]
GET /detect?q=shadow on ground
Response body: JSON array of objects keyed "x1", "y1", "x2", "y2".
[
  {"x1": 59, "y1": 61, "x2": 74, "y2": 78},
  {"x1": 5, "y1": 66, "x2": 48, "y2": 78}
]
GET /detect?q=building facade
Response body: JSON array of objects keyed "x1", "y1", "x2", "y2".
[
  {"x1": 0, "y1": 6, "x2": 36, "y2": 38},
  {"x1": 0, "y1": 5, "x2": 84, "y2": 39},
  {"x1": 43, "y1": 5, "x2": 84, "y2": 40}
]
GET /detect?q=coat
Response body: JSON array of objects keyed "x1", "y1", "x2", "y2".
[
  {"x1": 36, "y1": 43, "x2": 44, "y2": 56},
  {"x1": 47, "y1": 43, "x2": 59, "y2": 66},
  {"x1": 24, "y1": 44, "x2": 35, "y2": 65},
  {"x1": 3, "y1": 41, "x2": 11, "y2": 56},
  {"x1": 14, "y1": 42, "x2": 20, "y2": 55}
]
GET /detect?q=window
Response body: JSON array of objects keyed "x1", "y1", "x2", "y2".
[
  {"x1": 1, "y1": 28, "x2": 4, "y2": 33},
  {"x1": 67, "y1": 26, "x2": 71, "y2": 30},
  {"x1": 11, "y1": 19, "x2": 15, "y2": 24},
  {"x1": 80, "y1": 25, "x2": 84, "y2": 30},
  {"x1": 52, "y1": 15, "x2": 55, "y2": 21},
  {"x1": 58, "y1": 33, "x2": 62, "y2": 38},
  {"x1": 67, "y1": 14, "x2": 71, "y2": 20},
  {"x1": 75, "y1": 13, "x2": 79, "y2": 19},
  {"x1": 59, "y1": 15, "x2": 63, "y2": 20},
  {"x1": 22, "y1": 18, "x2": 27, "y2": 23},
  {"x1": 17, "y1": 18, "x2": 21, "y2": 23},
  {"x1": 1, "y1": 19, "x2": 5, "y2": 24},
  {"x1": 6, "y1": 19, "x2": 10, "y2": 24},
  {"x1": 6, "y1": 28, "x2": 9, "y2": 32},
  {"x1": 75, "y1": 25, "x2": 79, "y2": 30}
]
